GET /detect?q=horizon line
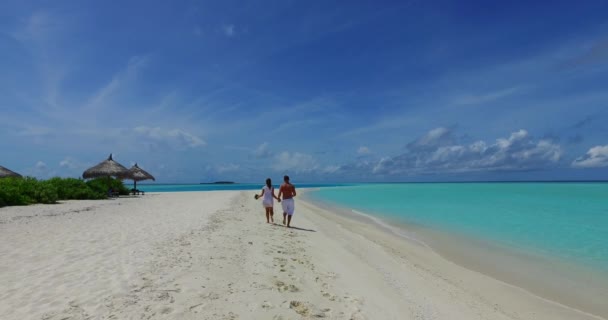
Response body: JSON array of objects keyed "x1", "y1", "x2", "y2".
[{"x1": 138, "y1": 179, "x2": 608, "y2": 185}]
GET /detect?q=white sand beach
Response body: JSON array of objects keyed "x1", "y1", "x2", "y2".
[{"x1": 0, "y1": 191, "x2": 605, "y2": 320}]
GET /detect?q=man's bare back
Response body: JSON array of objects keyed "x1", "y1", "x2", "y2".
[
  {"x1": 279, "y1": 183, "x2": 296, "y2": 200},
  {"x1": 278, "y1": 175, "x2": 297, "y2": 227}
]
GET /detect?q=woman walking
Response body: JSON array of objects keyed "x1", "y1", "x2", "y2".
[{"x1": 255, "y1": 178, "x2": 280, "y2": 223}]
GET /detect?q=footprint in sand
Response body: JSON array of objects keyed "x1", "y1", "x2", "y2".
[
  {"x1": 315, "y1": 308, "x2": 332, "y2": 318},
  {"x1": 153, "y1": 291, "x2": 175, "y2": 302},
  {"x1": 274, "y1": 280, "x2": 299, "y2": 292},
  {"x1": 288, "y1": 301, "x2": 331, "y2": 318},
  {"x1": 321, "y1": 290, "x2": 338, "y2": 301},
  {"x1": 289, "y1": 301, "x2": 310, "y2": 316},
  {"x1": 273, "y1": 257, "x2": 288, "y2": 266}
]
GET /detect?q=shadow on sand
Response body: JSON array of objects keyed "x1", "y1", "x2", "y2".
[
  {"x1": 288, "y1": 226, "x2": 316, "y2": 232},
  {"x1": 270, "y1": 223, "x2": 316, "y2": 232}
]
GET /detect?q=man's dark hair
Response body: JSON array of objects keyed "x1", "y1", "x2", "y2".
[{"x1": 284, "y1": 175, "x2": 290, "y2": 182}]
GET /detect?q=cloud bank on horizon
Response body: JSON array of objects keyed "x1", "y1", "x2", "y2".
[{"x1": 1, "y1": 0, "x2": 607, "y2": 182}]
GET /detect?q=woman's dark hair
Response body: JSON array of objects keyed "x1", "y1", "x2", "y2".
[{"x1": 266, "y1": 178, "x2": 272, "y2": 189}]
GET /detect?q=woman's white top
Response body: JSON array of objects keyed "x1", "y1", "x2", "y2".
[{"x1": 262, "y1": 186, "x2": 274, "y2": 203}]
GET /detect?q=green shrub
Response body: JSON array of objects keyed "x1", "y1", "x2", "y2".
[
  {"x1": 48, "y1": 177, "x2": 101, "y2": 200},
  {"x1": 0, "y1": 178, "x2": 29, "y2": 206},
  {"x1": 15, "y1": 177, "x2": 39, "y2": 205},
  {"x1": 35, "y1": 180, "x2": 59, "y2": 204},
  {"x1": 85, "y1": 177, "x2": 129, "y2": 196},
  {"x1": 0, "y1": 176, "x2": 129, "y2": 207}
]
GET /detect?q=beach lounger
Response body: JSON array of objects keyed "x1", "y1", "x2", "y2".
[{"x1": 130, "y1": 189, "x2": 145, "y2": 195}]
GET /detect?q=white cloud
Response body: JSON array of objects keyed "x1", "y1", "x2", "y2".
[
  {"x1": 406, "y1": 127, "x2": 454, "y2": 151},
  {"x1": 357, "y1": 146, "x2": 371, "y2": 155},
  {"x1": 372, "y1": 157, "x2": 396, "y2": 174},
  {"x1": 22, "y1": 160, "x2": 55, "y2": 179},
  {"x1": 369, "y1": 128, "x2": 562, "y2": 175},
  {"x1": 222, "y1": 24, "x2": 235, "y2": 37},
  {"x1": 85, "y1": 56, "x2": 149, "y2": 110},
  {"x1": 273, "y1": 152, "x2": 318, "y2": 173},
  {"x1": 35, "y1": 161, "x2": 47, "y2": 169},
  {"x1": 59, "y1": 159, "x2": 71, "y2": 168},
  {"x1": 253, "y1": 142, "x2": 273, "y2": 158},
  {"x1": 59, "y1": 157, "x2": 80, "y2": 169},
  {"x1": 133, "y1": 126, "x2": 205, "y2": 149},
  {"x1": 572, "y1": 145, "x2": 608, "y2": 168},
  {"x1": 424, "y1": 127, "x2": 450, "y2": 143}
]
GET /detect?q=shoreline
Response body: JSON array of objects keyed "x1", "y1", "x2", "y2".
[
  {"x1": 300, "y1": 191, "x2": 608, "y2": 320},
  {"x1": 1, "y1": 191, "x2": 606, "y2": 319}
]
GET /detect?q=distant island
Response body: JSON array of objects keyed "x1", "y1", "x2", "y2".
[{"x1": 200, "y1": 181, "x2": 235, "y2": 185}]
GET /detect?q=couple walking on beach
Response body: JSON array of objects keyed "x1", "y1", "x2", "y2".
[{"x1": 255, "y1": 175, "x2": 296, "y2": 227}]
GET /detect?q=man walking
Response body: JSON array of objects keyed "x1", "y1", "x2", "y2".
[{"x1": 278, "y1": 175, "x2": 296, "y2": 228}]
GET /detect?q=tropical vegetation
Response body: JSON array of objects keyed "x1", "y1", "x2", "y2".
[{"x1": 0, "y1": 177, "x2": 129, "y2": 207}]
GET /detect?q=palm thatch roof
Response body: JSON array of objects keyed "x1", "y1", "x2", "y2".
[
  {"x1": 0, "y1": 165, "x2": 22, "y2": 178},
  {"x1": 128, "y1": 163, "x2": 155, "y2": 182},
  {"x1": 82, "y1": 154, "x2": 129, "y2": 179}
]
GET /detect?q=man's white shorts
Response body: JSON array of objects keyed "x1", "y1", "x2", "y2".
[{"x1": 281, "y1": 198, "x2": 295, "y2": 216}]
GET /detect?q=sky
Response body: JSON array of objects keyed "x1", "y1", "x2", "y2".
[{"x1": 1, "y1": 0, "x2": 608, "y2": 183}]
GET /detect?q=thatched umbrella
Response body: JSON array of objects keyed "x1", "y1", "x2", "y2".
[
  {"x1": 127, "y1": 163, "x2": 155, "y2": 190},
  {"x1": 0, "y1": 165, "x2": 22, "y2": 178},
  {"x1": 83, "y1": 154, "x2": 130, "y2": 181}
]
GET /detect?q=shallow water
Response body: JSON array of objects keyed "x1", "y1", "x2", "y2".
[
  {"x1": 138, "y1": 183, "x2": 348, "y2": 193},
  {"x1": 310, "y1": 183, "x2": 608, "y2": 274}
]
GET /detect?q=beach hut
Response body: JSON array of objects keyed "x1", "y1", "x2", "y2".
[
  {"x1": 127, "y1": 163, "x2": 155, "y2": 192},
  {"x1": 0, "y1": 165, "x2": 22, "y2": 178},
  {"x1": 83, "y1": 154, "x2": 130, "y2": 180}
]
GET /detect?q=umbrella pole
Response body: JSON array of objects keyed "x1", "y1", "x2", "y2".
[{"x1": 134, "y1": 180, "x2": 137, "y2": 191}]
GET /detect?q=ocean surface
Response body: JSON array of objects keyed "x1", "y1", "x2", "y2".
[
  {"x1": 138, "y1": 183, "x2": 347, "y2": 193},
  {"x1": 136, "y1": 181, "x2": 608, "y2": 314},
  {"x1": 309, "y1": 183, "x2": 608, "y2": 274},
  {"x1": 139, "y1": 182, "x2": 608, "y2": 274}
]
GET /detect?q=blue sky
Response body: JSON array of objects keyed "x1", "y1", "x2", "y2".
[{"x1": 1, "y1": 0, "x2": 607, "y2": 183}]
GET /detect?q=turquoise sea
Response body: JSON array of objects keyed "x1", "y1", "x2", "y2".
[
  {"x1": 309, "y1": 183, "x2": 608, "y2": 274},
  {"x1": 138, "y1": 183, "x2": 347, "y2": 193},
  {"x1": 141, "y1": 182, "x2": 608, "y2": 273},
  {"x1": 136, "y1": 181, "x2": 608, "y2": 314}
]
